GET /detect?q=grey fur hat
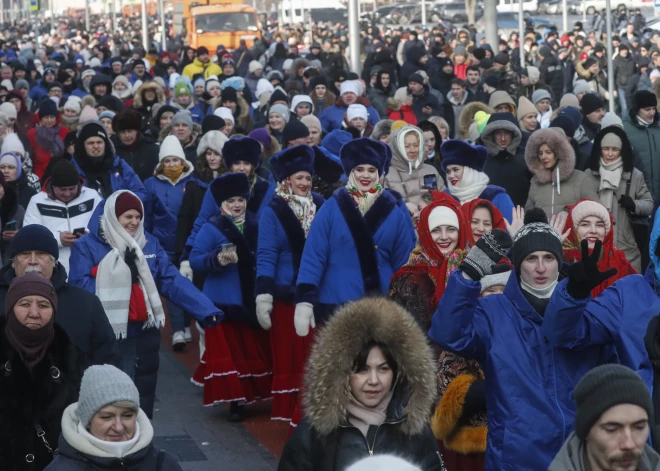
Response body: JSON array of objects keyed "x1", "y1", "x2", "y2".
[{"x1": 371, "y1": 119, "x2": 393, "y2": 141}]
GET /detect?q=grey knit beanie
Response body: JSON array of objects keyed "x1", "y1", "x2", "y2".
[
  {"x1": 574, "y1": 364, "x2": 653, "y2": 440},
  {"x1": 77, "y1": 365, "x2": 140, "y2": 427},
  {"x1": 171, "y1": 110, "x2": 193, "y2": 129}
]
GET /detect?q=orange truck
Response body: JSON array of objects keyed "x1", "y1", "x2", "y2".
[
  {"x1": 172, "y1": 0, "x2": 261, "y2": 51},
  {"x1": 122, "y1": 2, "x2": 158, "y2": 17}
]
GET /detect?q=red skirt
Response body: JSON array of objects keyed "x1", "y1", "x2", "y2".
[
  {"x1": 438, "y1": 441, "x2": 485, "y2": 471},
  {"x1": 270, "y1": 301, "x2": 314, "y2": 421},
  {"x1": 192, "y1": 321, "x2": 273, "y2": 406}
]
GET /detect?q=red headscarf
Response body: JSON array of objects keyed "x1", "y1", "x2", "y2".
[
  {"x1": 395, "y1": 192, "x2": 471, "y2": 304},
  {"x1": 564, "y1": 199, "x2": 636, "y2": 297},
  {"x1": 460, "y1": 199, "x2": 506, "y2": 245}
]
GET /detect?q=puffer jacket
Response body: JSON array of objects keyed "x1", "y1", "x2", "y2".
[
  {"x1": 583, "y1": 126, "x2": 654, "y2": 272},
  {"x1": 144, "y1": 162, "x2": 198, "y2": 255},
  {"x1": 384, "y1": 125, "x2": 444, "y2": 205},
  {"x1": 623, "y1": 107, "x2": 660, "y2": 201},
  {"x1": 181, "y1": 57, "x2": 222, "y2": 80},
  {"x1": 524, "y1": 128, "x2": 599, "y2": 218},
  {"x1": 320, "y1": 96, "x2": 381, "y2": 132},
  {"x1": 278, "y1": 298, "x2": 445, "y2": 471},
  {"x1": 45, "y1": 404, "x2": 181, "y2": 471},
  {"x1": 431, "y1": 270, "x2": 616, "y2": 471}
]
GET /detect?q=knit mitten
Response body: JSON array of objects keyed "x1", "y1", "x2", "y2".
[
  {"x1": 255, "y1": 294, "x2": 274, "y2": 330},
  {"x1": 460, "y1": 229, "x2": 512, "y2": 281},
  {"x1": 294, "y1": 302, "x2": 315, "y2": 337}
]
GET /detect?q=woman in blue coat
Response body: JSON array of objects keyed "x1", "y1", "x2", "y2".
[
  {"x1": 68, "y1": 190, "x2": 222, "y2": 419},
  {"x1": 294, "y1": 138, "x2": 415, "y2": 337},
  {"x1": 189, "y1": 172, "x2": 272, "y2": 422},
  {"x1": 441, "y1": 139, "x2": 515, "y2": 223},
  {"x1": 144, "y1": 135, "x2": 199, "y2": 351},
  {"x1": 255, "y1": 145, "x2": 324, "y2": 422},
  {"x1": 430, "y1": 209, "x2": 617, "y2": 471}
]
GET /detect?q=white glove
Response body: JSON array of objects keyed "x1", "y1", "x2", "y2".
[
  {"x1": 255, "y1": 294, "x2": 273, "y2": 330},
  {"x1": 294, "y1": 302, "x2": 315, "y2": 337},
  {"x1": 179, "y1": 260, "x2": 193, "y2": 281}
]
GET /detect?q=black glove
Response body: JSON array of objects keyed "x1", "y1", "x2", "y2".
[
  {"x1": 124, "y1": 247, "x2": 139, "y2": 284},
  {"x1": 461, "y1": 379, "x2": 487, "y2": 419},
  {"x1": 566, "y1": 240, "x2": 617, "y2": 299},
  {"x1": 619, "y1": 195, "x2": 636, "y2": 213},
  {"x1": 460, "y1": 229, "x2": 513, "y2": 281}
]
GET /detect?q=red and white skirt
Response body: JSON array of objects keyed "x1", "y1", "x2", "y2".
[
  {"x1": 192, "y1": 321, "x2": 273, "y2": 406},
  {"x1": 269, "y1": 301, "x2": 314, "y2": 421}
]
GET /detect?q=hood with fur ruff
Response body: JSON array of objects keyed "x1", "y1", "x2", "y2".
[
  {"x1": 524, "y1": 128, "x2": 576, "y2": 183},
  {"x1": 458, "y1": 102, "x2": 492, "y2": 141},
  {"x1": 133, "y1": 81, "x2": 166, "y2": 108},
  {"x1": 303, "y1": 297, "x2": 437, "y2": 437}
]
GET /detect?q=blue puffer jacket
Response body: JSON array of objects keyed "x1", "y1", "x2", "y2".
[
  {"x1": 28, "y1": 80, "x2": 48, "y2": 104},
  {"x1": 295, "y1": 187, "x2": 414, "y2": 320},
  {"x1": 256, "y1": 193, "x2": 325, "y2": 302},
  {"x1": 144, "y1": 169, "x2": 198, "y2": 254},
  {"x1": 72, "y1": 155, "x2": 148, "y2": 202},
  {"x1": 319, "y1": 101, "x2": 381, "y2": 132},
  {"x1": 190, "y1": 211, "x2": 258, "y2": 323},
  {"x1": 542, "y1": 274, "x2": 660, "y2": 392},
  {"x1": 68, "y1": 198, "x2": 222, "y2": 327},
  {"x1": 430, "y1": 271, "x2": 616, "y2": 471},
  {"x1": 182, "y1": 175, "x2": 274, "y2": 260}
]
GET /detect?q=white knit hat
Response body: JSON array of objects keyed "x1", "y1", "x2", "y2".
[
  {"x1": 601, "y1": 112, "x2": 623, "y2": 129},
  {"x1": 340, "y1": 80, "x2": 359, "y2": 96},
  {"x1": 571, "y1": 200, "x2": 612, "y2": 236},
  {"x1": 480, "y1": 270, "x2": 511, "y2": 294},
  {"x1": 256, "y1": 78, "x2": 274, "y2": 98},
  {"x1": 206, "y1": 77, "x2": 221, "y2": 92},
  {"x1": 248, "y1": 60, "x2": 262, "y2": 73},
  {"x1": 214, "y1": 107, "x2": 235, "y2": 124},
  {"x1": 168, "y1": 72, "x2": 181, "y2": 89},
  {"x1": 77, "y1": 364, "x2": 140, "y2": 427},
  {"x1": 1, "y1": 79, "x2": 13, "y2": 91},
  {"x1": 62, "y1": 99, "x2": 81, "y2": 114},
  {"x1": 1, "y1": 133, "x2": 24, "y2": 156},
  {"x1": 290, "y1": 94, "x2": 314, "y2": 113},
  {"x1": 159, "y1": 135, "x2": 186, "y2": 162},
  {"x1": 428, "y1": 206, "x2": 459, "y2": 231},
  {"x1": 197, "y1": 130, "x2": 228, "y2": 157},
  {"x1": 600, "y1": 132, "x2": 622, "y2": 150},
  {"x1": 283, "y1": 58, "x2": 294, "y2": 71},
  {"x1": 0, "y1": 102, "x2": 17, "y2": 120},
  {"x1": 347, "y1": 104, "x2": 368, "y2": 122}
]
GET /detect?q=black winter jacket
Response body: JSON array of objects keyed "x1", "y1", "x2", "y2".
[
  {"x1": 0, "y1": 263, "x2": 119, "y2": 373},
  {"x1": 0, "y1": 321, "x2": 80, "y2": 471},
  {"x1": 110, "y1": 134, "x2": 160, "y2": 182},
  {"x1": 613, "y1": 54, "x2": 637, "y2": 88},
  {"x1": 411, "y1": 85, "x2": 443, "y2": 123}
]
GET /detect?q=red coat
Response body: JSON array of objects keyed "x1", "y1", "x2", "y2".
[
  {"x1": 388, "y1": 105, "x2": 418, "y2": 125},
  {"x1": 26, "y1": 113, "x2": 69, "y2": 179}
]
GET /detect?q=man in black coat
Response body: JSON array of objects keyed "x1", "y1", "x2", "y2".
[
  {"x1": 408, "y1": 73, "x2": 443, "y2": 123},
  {"x1": 110, "y1": 109, "x2": 160, "y2": 182},
  {"x1": 0, "y1": 224, "x2": 119, "y2": 373}
]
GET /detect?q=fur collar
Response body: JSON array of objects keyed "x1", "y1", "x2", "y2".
[
  {"x1": 303, "y1": 298, "x2": 437, "y2": 436},
  {"x1": 480, "y1": 120, "x2": 522, "y2": 155},
  {"x1": 59, "y1": 403, "x2": 154, "y2": 459},
  {"x1": 524, "y1": 128, "x2": 576, "y2": 183},
  {"x1": 133, "y1": 82, "x2": 165, "y2": 109},
  {"x1": 459, "y1": 102, "x2": 492, "y2": 140}
]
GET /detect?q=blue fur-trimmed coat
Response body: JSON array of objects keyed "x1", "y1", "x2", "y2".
[
  {"x1": 255, "y1": 193, "x2": 325, "y2": 303},
  {"x1": 295, "y1": 187, "x2": 415, "y2": 320},
  {"x1": 182, "y1": 175, "x2": 274, "y2": 260},
  {"x1": 189, "y1": 211, "x2": 259, "y2": 324}
]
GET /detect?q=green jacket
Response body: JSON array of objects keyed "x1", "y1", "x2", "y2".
[{"x1": 623, "y1": 111, "x2": 660, "y2": 201}]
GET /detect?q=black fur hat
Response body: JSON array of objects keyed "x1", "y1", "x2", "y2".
[
  {"x1": 339, "y1": 137, "x2": 388, "y2": 176},
  {"x1": 222, "y1": 137, "x2": 262, "y2": 168},
  {"x1": 313, "y1": 145, "x2": 343, "y2": 183},
  {"x1": 112, "y1": 109, "x2": 143, "y2": 133},
  {"x1": 270, "y1": 145, "x2": 315, "y2": 182},
  {"x1": 210, "y1": 172, "x2": 250, "y2": 206}
]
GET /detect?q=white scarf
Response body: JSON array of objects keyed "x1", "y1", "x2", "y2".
[
  {"x1": 521, "y1": 277, "x2": 558, "y2": 299},
  {"x1": 77, "y1": 420, "x2": 141, "y2": 458},
  {"x1": 96, "y1": 191, "x2": 166, "y2": 339},
  {"x1": 447, "y1": 166, "x2": 490, "y2": 204},
  {"x1": 637, "y1": 115, "x2": 653, "y2": 128},
  {"x1": 598, "y1": 157, "x2": 624, "y2": 209},
  {"x1": 113, "y1": 88, "x2": 133, "y2": 101}
]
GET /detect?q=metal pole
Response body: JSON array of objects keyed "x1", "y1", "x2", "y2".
[
  {"x1": 290, "y1": 0, "x2": 295, "y2": 25},
  {"x1": 421, "y1": 0, "x2": 426, "y2": 27},
  {"x1": 605, "y1": 0, "x2": 614, "y2": 112},
  {"x1": 84, "y1": 0, "x2": 89, "y2": 31},
  {"x1": 582, "y1": 0, "x2": 586, "y2": 22},
  {"x1": 159, "y1": 0, "x2": 165, "y2": 51},
  {"x1": 348, "y1": 0, "x2": 359, "y2": 73},
  {"x1": 519, "y1": 0, "x2": 524, "y2": 68},
  {"x1": 484, "y1": 0, "x2": 497, "y2": 52},
  {"x1": 50, "y1": 0, "x2": 54, "y2": 32},
  {"x1": 562, "y1": 0, "x2": 568, "y2": 31},
  {"x1": 141, "y1": 0, "x2": 148, "y2": 50}
]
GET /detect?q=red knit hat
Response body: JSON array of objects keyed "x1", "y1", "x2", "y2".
[{"x1": 115, "y1": 192, "x2": 143, "y2": 217}]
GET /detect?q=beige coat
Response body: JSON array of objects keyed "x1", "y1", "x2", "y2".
[
  {"x1": 384, "y1": 125, "x2": 444, "y2": 205},
  {"x1": 584, "y1": 167, "x2": 653, "y2": 272}
]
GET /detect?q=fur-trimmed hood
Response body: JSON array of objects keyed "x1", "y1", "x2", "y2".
[
  {"x1": 303, "y1": 297, "x2": 437, "y2": 437},
  {"x1": 459, "y1": 102, "x2": 492, "y2": 141},
  {"x1": 372, "y1": 119, "x2": 393, "y2": 141},
  {"x1": 158, "y1": 123, "x2": 202, "y2": 148},
  {"x1": 480, "y1": 119, "x2": 522, "y2": 155},
  {"x1": 133, "y1": 81, "x2": 166, "y2": 109},
  {"x1": 524, "y1": 128, "x2": 576, "y2": 183}
]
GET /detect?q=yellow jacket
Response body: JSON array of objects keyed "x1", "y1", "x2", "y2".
[{"x1": 182, "y1": 58, "x2": 223, "y2": 79}]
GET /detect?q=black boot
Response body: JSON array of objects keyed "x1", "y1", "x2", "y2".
[{"x1": 228, "y1": 401, "x2": 244, "y2": 422}]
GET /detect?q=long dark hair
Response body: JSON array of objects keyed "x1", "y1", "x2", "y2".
[
  {"x1": 418, "y1": 120, "x2": 443, "y2": 165},
  {"x1": 352, "y1": 340, "x2": 398, "y2": 386}
]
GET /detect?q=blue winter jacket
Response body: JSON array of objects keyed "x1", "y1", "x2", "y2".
[
  {"x1": 542, "y1": 274, "x2": 660, "y2": 392},
  {"x1": 295, "y1": 187, "x2": 415, "y2": 319},
  {"x1": 166, "y1": 99, "x2": 212, "y2": 125},
  {"x1": 447, "y1": 185, "x2": 515, "y2": 223},
  {"x1": 319, "y1": 103, "x2": 381, "y2": 132},
  {"x1": 182, "y1": 175, "x2": 274, "y2": 259},
  {"x1": 72, "y1": 155, "x2": 148, "y2": 202},
  {"x1": 430, "y1": 271, "x2": 616, "y2": 471},
  {"x1": 144, "y1": 171, "x2": 199, "y2": 254},
  {"x1": 256, "y1": 193, "x2": 324, "y2": 302},
  {"x1": 190, "y1": 211, "x2": 258, "y2": 322},
  {"x1": 28, "y1": 81, "x2": 48, "y2": 103},
  {"x1": 71, "y1": 87, "x2": 89, "y2": 98},
  {"x1": 68, "y1": 199, "x2": 223, "y2": 331}
]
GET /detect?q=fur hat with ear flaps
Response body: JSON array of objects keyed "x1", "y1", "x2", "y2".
[
  {"x1": 210, "y1": 172, "x2": 250, "y2": 206},
  {"x1": 303, "y1": 297, "x2": 437, "y2": 437},
  {"x1": 524, "y1": 128, "x2": 576, "y2": 184},
  {"x1": 270, "y1": 145, "x2": 315, "y2": 182}
]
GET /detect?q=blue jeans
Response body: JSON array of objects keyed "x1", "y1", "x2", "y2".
[
  {"x1": 618, "y1": 88, "x2": 628, "y2": 117},
  {"x1": 167, "y1": 254, "x2": 191, "y2": 333}
]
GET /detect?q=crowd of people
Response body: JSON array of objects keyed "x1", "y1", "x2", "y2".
[{"x1": 2, "y1": 4, "x2": 660, "y2": 471}]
